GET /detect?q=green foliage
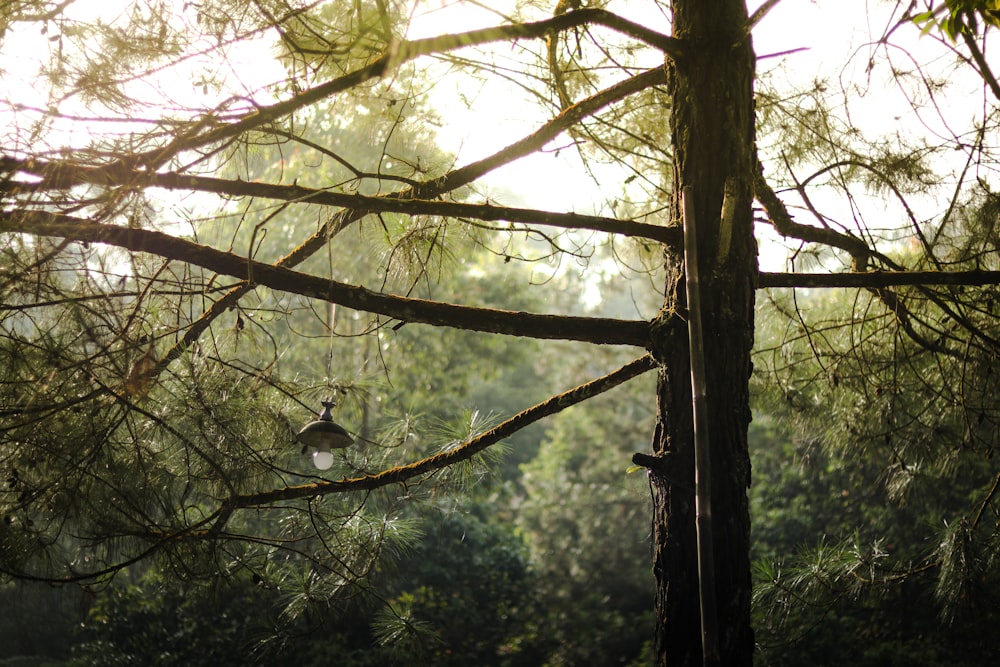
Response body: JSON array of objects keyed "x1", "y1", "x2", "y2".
[
  {"x1": 749, "y1": 410, "x2": 1000, "y2": 666},
  {"x1": 912, "y1": 0, "x2": 1000, "y2": 41},
  {"x1": 748, "y1": 182, "x2": 1000, "y2": 663},
  {"x1": 750, "y1": 245, "x2": 1000, "y2": 665},
  {"x1": 933, "y1": 515, "x2": 1000, "y2": 624},
  {"x1": 71, "y1": 570, "x2": 273, "y2": 667},
  {"x1": 271, "y1": 0, "x2": 401, "y2": 78},
  {"x1": 375, "y1": 508, "x2": 544, "y2": 666},
  {"x1": 515, "y1": 369, "x2": 656, "y2": 666}
]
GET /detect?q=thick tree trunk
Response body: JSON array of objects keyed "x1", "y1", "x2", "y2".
[{"x1": 649, "y1": 1, "x2": 757, "y2": 664}]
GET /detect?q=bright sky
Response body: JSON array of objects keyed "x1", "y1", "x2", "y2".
[
  {"x1": 404, "y1": 0, "x2": 936, "y2": 269},
  {"x1": 0, "y1": 0, "x2": 981, "y2": 274}
]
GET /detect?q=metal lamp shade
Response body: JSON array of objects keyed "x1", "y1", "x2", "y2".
[
  {"x1": 296, "y1": 401, "x2": 353, "y2": 470},
  {"x1": 296, "y1": 418, "x2": 353, "y2": 450}
]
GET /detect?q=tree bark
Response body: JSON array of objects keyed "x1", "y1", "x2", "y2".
[{"x1": 649, "y1": 1, "x2": 756, "y2": 663}]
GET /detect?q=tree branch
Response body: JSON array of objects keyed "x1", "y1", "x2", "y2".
[
  {"x1": 747, "y1": 0, "x2": 785, "y2": 31},
  {"x1": 754, "y1": 164, "x2": 872, "y2": 269},
  {"x1": 962, "y1": 30, "x2": 1000, "y2": 100},
  {"x1": 759, "y1": 270, "x2": 1000, "y2": 288},
  {"x1": 1, "y1": 65, "x2": 668, "y2": 396},
  {"x1": 755, "y1": 161, "x2": 1000, "y2": 351},
  {"x1": 217, "y1": 354, "x2": 658, "y2": 509},
  {"x1": 1, "y1": 211, "x2": 652, "y2": 348},
  {"x1": 2, "y1": 168, "x2": 680, "y2": 248},
  {"x1": 5, "y1": 66, "x2": 668, "y2": 257},
  {"x1": 9, "y1": 11, "x2": 678, "y2": 179},
  {"x1": 417, "y1": 67, "x2": 668, "y2": 196}
]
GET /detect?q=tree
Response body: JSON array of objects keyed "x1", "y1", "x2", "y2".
[
  {"x1": 516, "y1": 371, "x2": 657, "y2": 665},
  {"x1": 3, "y1": 1, "x2": 1000, "y2": 665},
  {"x1": 747, "y1": 410, "x2": 1000, "y2": 666},
  {"x1": 71, "y1": 568, "x2": 275, "y2": 667}
]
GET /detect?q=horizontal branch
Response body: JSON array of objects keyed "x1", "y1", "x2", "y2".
[
  {"x1": 3, "y1": 67, "x2": 670, "y2": 256},
  {"x1": 1, "y1": 170, "x2": 680, "y2": 247},
  {"x1": 220, "y1": 354, "x2": 658, "y2": 508},
  {"x1": 759, "y1": 270, "x2": 1000, "y2": 288},
  {"x1": 1, "y1": 211, "x2": 652, "y2": 347},
  {"x1": 753, "y1": 161, "x2": 1000, "y2": 350},
  {"x1": 2, "y1": 66, "x2": 669, "y2": 401}
]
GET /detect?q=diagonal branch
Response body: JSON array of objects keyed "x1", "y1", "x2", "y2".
[
  {"x1": 4, "y1": 67, "x2": 668, "y2": 263},
  {"x1": 76, "y1": 66, "x2": 661, "y2": 375},
  {"x1": 754, "y1": 164, "x2": 873, "y2": 269},
  {"x1": 3, "y1": 66, "x2": 670, "y2": 376},
  {"x1": 747, "y1": 0, "x2": 785, "y2": 31},
  {"x1": 962, "y1": 30, "x2": 1000, "y2": 101},
  {"x1": 3, "y1": 67, "x2": 668, "y2": 203},
  {"x1": 414, "y1": 66, "x2": 667, "y2": 196},
  {"x1": 6, "y1": 354, "x2": 657, "y2": 582},
  {"x1": 213, "y1": 354, "x2": 658, "y2": 513}
]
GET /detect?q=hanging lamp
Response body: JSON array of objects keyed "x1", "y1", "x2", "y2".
[{"x1": 296, "y1": 400, "x2": 353, "y2": 470}]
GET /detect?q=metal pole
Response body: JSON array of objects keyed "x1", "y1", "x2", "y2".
[{"x1": 682, "y1": 185, "x2": 720, "y2": 666}]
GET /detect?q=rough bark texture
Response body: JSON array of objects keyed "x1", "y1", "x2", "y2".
[{"x1": 650, "y1": 1, "x2": 756, "y2": 664}]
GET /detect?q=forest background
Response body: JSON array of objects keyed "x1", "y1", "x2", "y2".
[{"x1": 1, "y1": 0, "x2": 999, "y2": 665}]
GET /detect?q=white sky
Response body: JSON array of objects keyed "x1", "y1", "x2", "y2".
[
  {"x1": 405, "y1": 0, "x2": 930, "y2": 269},
  {"x1": 0, "y1": 0, "x2": 985, "y2": 274}
]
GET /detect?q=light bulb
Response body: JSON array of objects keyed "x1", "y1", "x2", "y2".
[{"x1": 312, "y1": 447, "x2": 335, "y2": 470}]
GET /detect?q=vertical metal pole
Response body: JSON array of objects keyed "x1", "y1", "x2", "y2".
[{"x1": 682, "y1": 185, "x2": 720, "y2": 666}]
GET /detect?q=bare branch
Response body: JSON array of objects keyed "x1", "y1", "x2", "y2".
[
  {"x1": 755, "y1": 162, "x2": 1000, "y2": 351},
  {"x1": 759, "y1": 270, "x2": 1000, "y2": 288},
  {"x1": 1, "y1": 211, "x2": 652, "y2": 347},
  {"x1": 754, "y1": 164, "x2": 872, "y2": 269},
  {"x1": 216, "y1": 354, "x2": 658, "y2": 509},
  {"x1": 747, "y1": 0, "x2": 785, "y2": 31},
  {"x1": 961, "y1": 30, "x2": 1000, "y2": 100},
  {"x1": 12, "y1": 11, "x2": 678, "y2": 178},
  {"x1": 2, "y1": 166, "x2": 680, "y2": 248}
]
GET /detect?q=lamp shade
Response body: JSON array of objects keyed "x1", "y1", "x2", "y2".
[
  {"x1": 297, "y1": 418, "x2": 353, "y2": 449},
  {"x1": 296, "y1": 401, "x2": 353, "y2": 453}
]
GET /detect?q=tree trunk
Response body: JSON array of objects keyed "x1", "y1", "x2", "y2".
[{"x1": 649, "y1": 1, "x2": 756, "y2": 664}]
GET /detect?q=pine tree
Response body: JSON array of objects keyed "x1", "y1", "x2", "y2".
[{"x1": 2, "y1": 1, "x2": 1000, "y2": 664}]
